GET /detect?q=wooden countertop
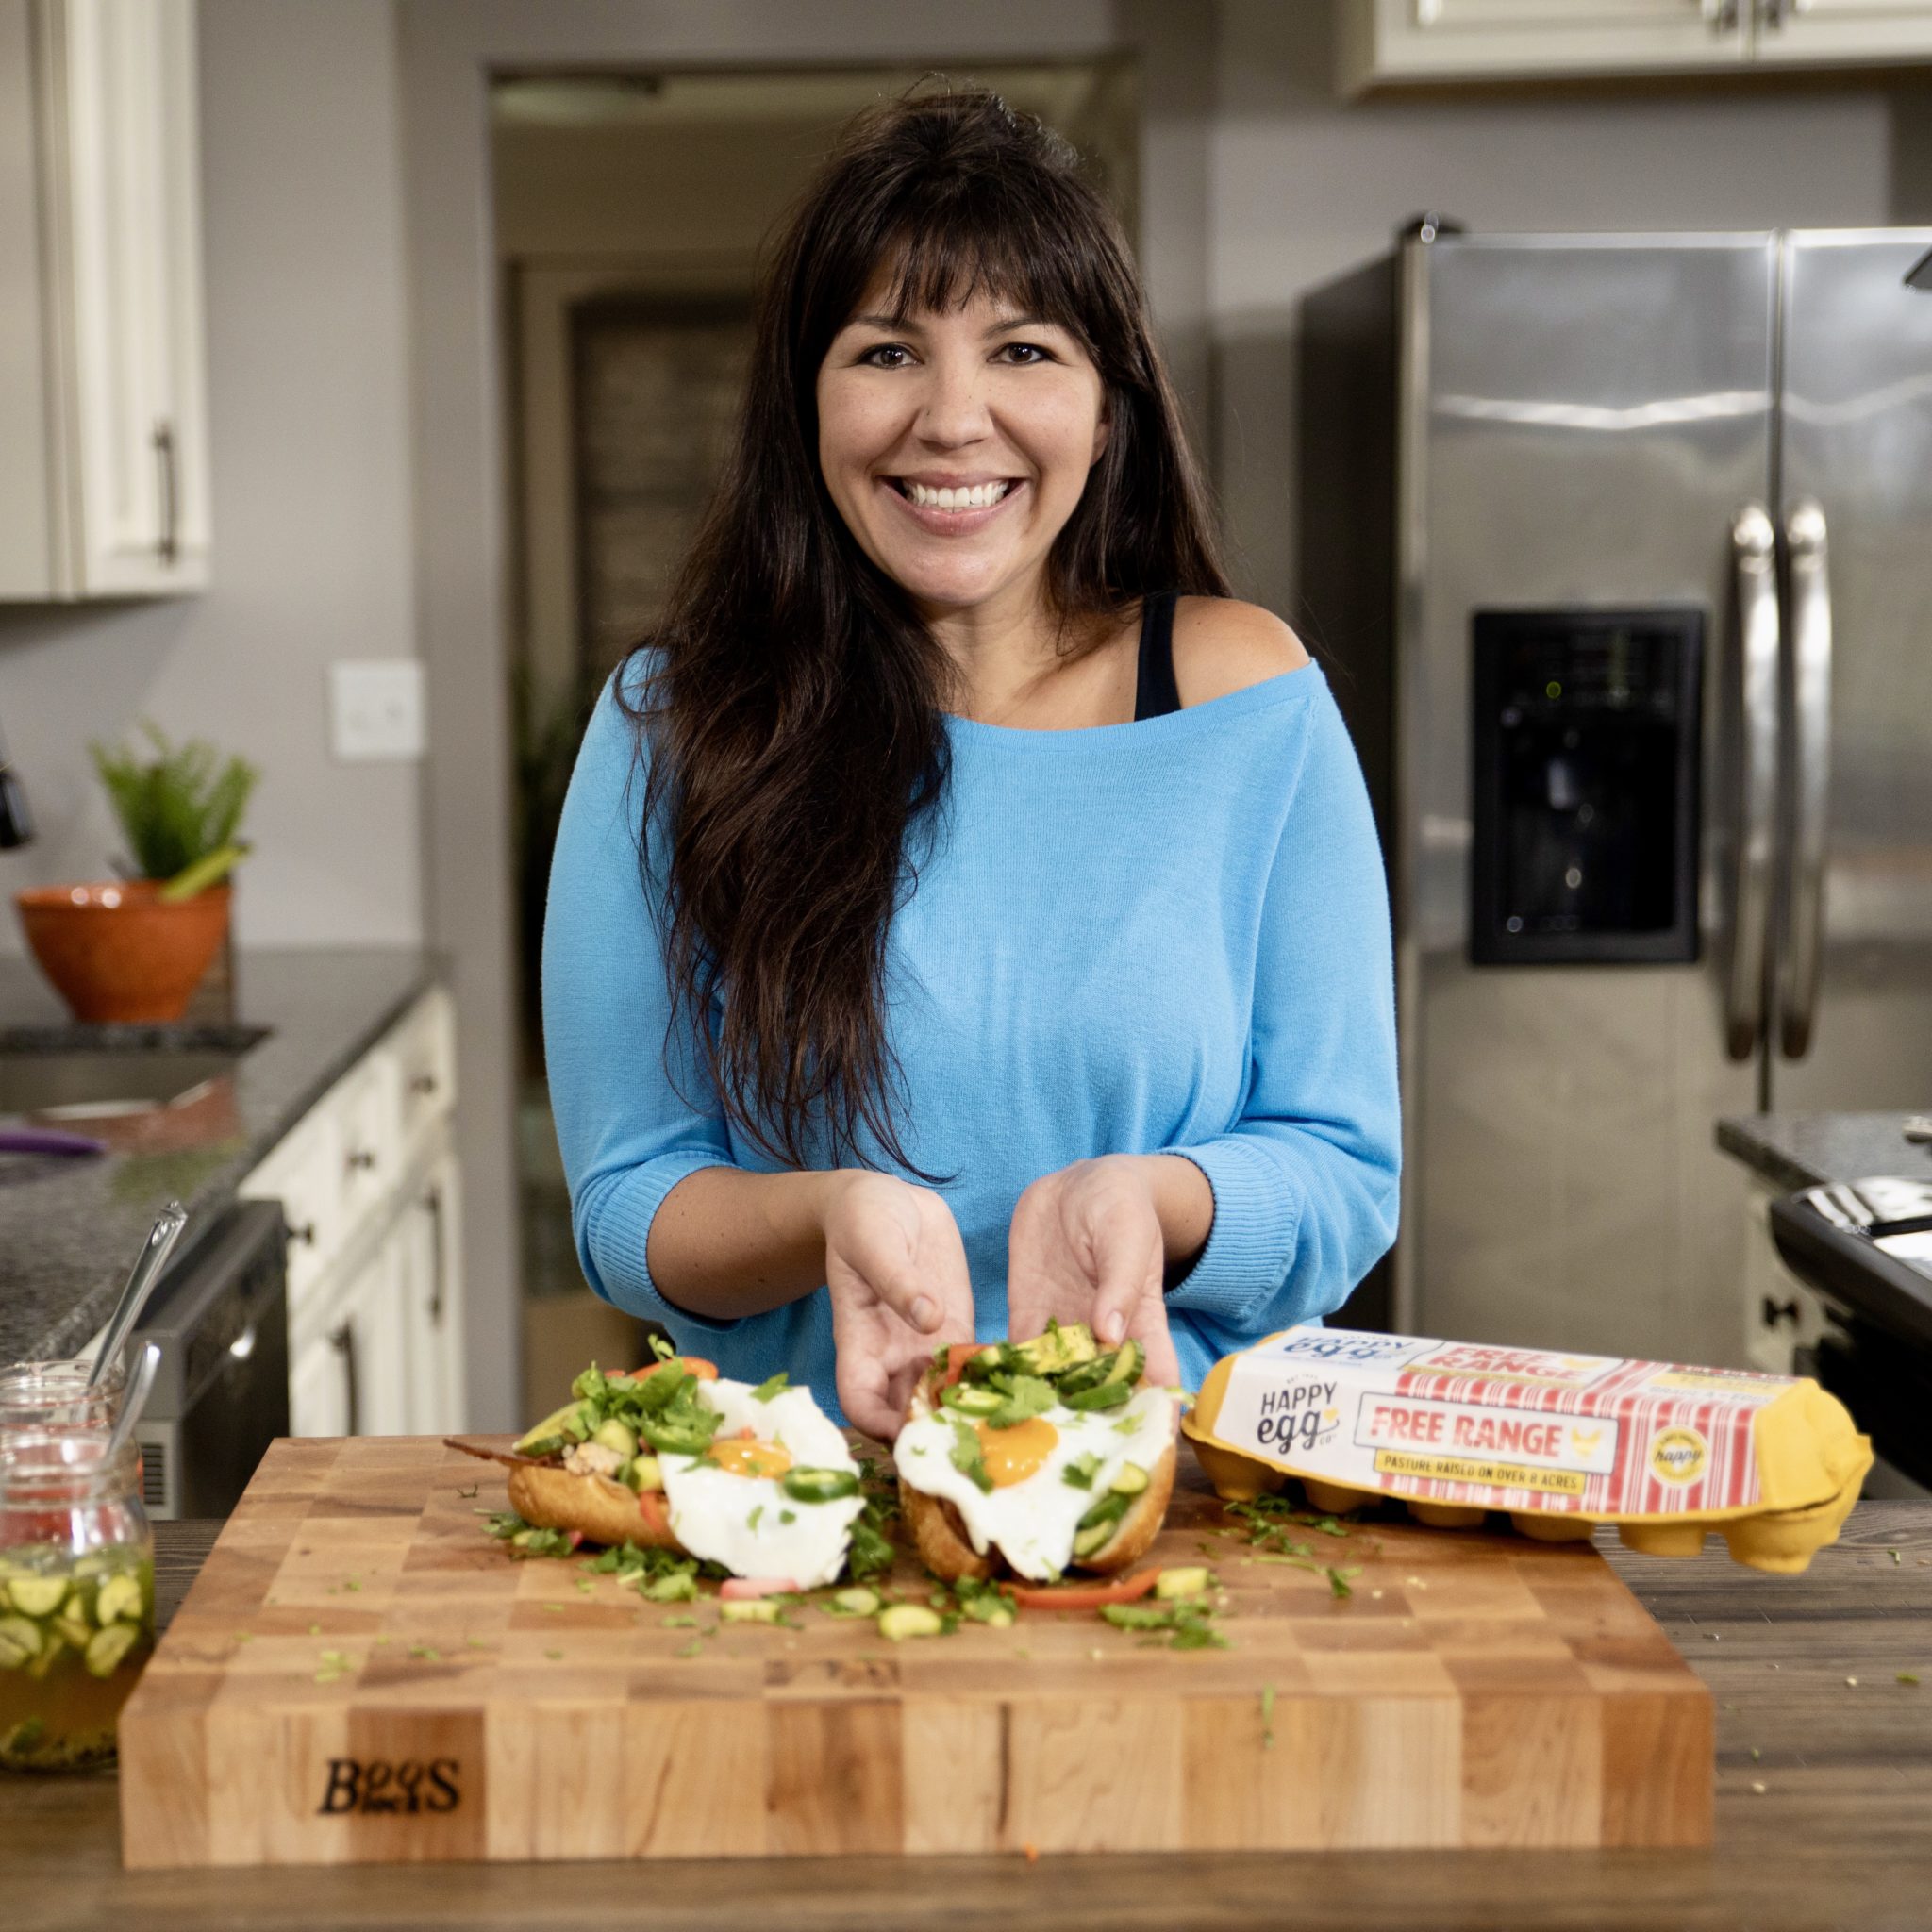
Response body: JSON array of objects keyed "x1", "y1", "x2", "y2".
[{"x1": 10, "y1": 1505, "x2": 1931, "y2": 1931}]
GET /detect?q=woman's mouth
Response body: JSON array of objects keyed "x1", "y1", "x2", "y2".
[{"x1": 880, "y1": 476, "x2": 1025, "y2": 534}]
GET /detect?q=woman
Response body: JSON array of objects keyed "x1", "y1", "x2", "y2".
[{"x1": 543, "y1": 88, "x2": 1399, "y2": 1441}]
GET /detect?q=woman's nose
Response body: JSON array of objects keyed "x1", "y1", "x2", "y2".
[{"x1": 914, "y1": 356, "x2": 992, "y2": 446}]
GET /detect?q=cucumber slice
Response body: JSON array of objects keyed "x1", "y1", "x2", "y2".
[
  {"x1": 94, "y1": 1573, "x2": 144, "y2": 1625},
  {"x1": 84, "y1": 1624, "x2": 139, "y2": 1678},
  {"x1": 8, "y1": 1576, "x2": 66, "y2": 1619},
  {"x1": 591, "y1": 1419, "x2": 639, "y2": 1459},
  {"x1": 1100, "y1": 1339, "x2": 1144, "y2": 1388},
  {"x1": 1076, "y1": 1491, "x2": 1130, "y2": 1533},
  {"x1": 1061, "y1": 1380, "x2": 1133, "y2": 1413},
  {"x1": 719, "y1": 1598, "x2": 784, "y2": 1624},
  {"x1": 1072, "y1": 1520, "x2": 1117, "y2": 1559},
  {"x1": 1108, "y1": 1461, "x2": 1150, "y2": 1498},
  {"x1": 623, "y1": 1456, "x2": 663, "y2": 1493},
  {"x1": 877, "y1": 1604, "x2": 943, "y2": 1641},
  {"x1": 0, "y1": 1616, "x2": 42, "y2": 1668},
  {"x1": 53, "y1": 1613, "x2": 91, "y2": 1652},
  {"x1": 781, "y1": 1467, "x2": 860, "y2": 1504}
]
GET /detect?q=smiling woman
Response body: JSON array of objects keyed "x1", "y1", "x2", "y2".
[{"x1": 541, "y1": 86, "x2": 1401, "y2": 1441}]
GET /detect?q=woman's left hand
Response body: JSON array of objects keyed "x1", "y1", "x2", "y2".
[{"x1": 1005, "y1": 1156, "x2": 1184, "y2": 1387}]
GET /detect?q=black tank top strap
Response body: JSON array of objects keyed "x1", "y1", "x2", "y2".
[{"x1": 1132, "y1": 590, "x2": 1182, "y2": 723}]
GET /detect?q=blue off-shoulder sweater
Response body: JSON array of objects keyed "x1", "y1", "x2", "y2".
[{"x1": 541, "y1": 657, "x2": 1401, "y2": 1415}]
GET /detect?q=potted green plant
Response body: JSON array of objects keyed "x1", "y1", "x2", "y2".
[{"x1": 13, "y1": 725, "x2": 258, "y2": 1024}]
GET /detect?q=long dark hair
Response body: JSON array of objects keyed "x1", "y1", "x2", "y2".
[{"x1": 626, "y1": 82, "x2": 1232, "y2": 1179}]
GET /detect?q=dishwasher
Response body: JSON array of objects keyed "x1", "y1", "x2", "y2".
[{"x1": 130, "y1": 1199, "x2": 289, "y2": 1519}]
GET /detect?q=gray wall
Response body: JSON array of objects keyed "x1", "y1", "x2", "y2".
[
  {"x1": 1211, "y1": 0, "x2": 1932, "y2": 625},
  {"x1": 0, "y1": 0, "x2": 421, "y2": 954}
]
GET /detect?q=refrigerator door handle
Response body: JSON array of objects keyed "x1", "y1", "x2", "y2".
[
  {"x1": 1778, "y1": 499, "x2": 1832, "y2": 1059},
  {"x1": 1724, "y1": 504, "x2": 1780, "y2": 1060}
]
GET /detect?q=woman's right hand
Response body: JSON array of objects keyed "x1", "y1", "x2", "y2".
[{"x1": 821, "y1": 1173, "x2": 974, "y2": 1441}]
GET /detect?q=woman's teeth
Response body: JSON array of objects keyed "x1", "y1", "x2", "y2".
[{"x1": 898, "y1": 479, "x2": 1014, "y2": 510}]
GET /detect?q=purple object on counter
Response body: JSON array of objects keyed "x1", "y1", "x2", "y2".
[{"x1": 0, "y1": 1126, "x2": 108, "y2": 1157}]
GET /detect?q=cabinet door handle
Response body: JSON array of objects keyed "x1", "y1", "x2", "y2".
[
  {"x1": 408, "y1": 1073, "x2": 439, "y2": 1098},
  {"x1": 422, "y1": 1183, "x2": 445, "y2": 1326},
  {"x1": 290, "y1": 1220, "x2": 317, "y2": 1247},
  {"x1": 153, "y1": 420, "x2": 178, "y2": 565},
  {"x1": 345, "y1": 1148, "x2": 377, "y2": 1173},
  {"x1": 1701, "y1": 0, "x2": 1740, "y2": 30},
  {"x1": 328, "y1": 1317, "x2": 360, "y2": 1437}
]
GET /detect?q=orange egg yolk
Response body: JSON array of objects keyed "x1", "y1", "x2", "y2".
[
  {"x1": 707, "y1": 1431, "x2": 791, "y2": 1479},
  {"x1": 977, "y1": 1416, "x2": 1059, "y2": 1488}
]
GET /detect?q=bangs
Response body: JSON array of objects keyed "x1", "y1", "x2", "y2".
[{"x1": 862, "y1": 218, "x2": 1081, "y2": 338}]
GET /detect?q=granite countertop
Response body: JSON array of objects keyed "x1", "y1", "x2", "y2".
[
  {"x1": 1717, "y1": 1110, "x2": 1932, "y2": 1195},
  {"x1": 0, "y1": 948, "x2": 441, "y2": 1363}
]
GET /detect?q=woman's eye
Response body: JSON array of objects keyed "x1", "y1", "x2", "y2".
[
  {"x1": 997, "y1": 342, "x2": 1054, "y2": 366},
  {"x1": 859, "y1": 343, "x2": 913, "y2": 369}
]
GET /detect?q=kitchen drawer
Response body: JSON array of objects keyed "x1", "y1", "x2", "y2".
[
  {"x1": 389, "y1": 986, "x2": 456, "y2": 1157},
  {"x1": 238, "y1": 1104, "x2": 341, "y2": 1307}
]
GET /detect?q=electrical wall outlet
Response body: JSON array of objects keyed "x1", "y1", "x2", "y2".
[{"x1": 328, "y1": 660, "x2": 425, "y2": 762}]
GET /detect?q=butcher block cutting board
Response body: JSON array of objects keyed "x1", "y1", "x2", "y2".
[{"x1": 118, "y1": 1435, "x2": 1711, "y2": 1866}]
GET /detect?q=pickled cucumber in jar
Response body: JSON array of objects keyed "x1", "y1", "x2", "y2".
[{"x1": 0, "y1": 1542, "x2": 155, "y2": 1770}]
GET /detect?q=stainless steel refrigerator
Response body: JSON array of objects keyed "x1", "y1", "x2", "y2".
[{"x1": 1300, "y1": 226, "x2": 1932, "y2": 1370}]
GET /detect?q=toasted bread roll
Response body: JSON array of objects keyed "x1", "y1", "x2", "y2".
[
  {"x1": 895, "y1": 1357, "x2": 1178, "y2": 1584},
  {"x1": 506, "y1": 1463, "x2": 682, "y2": 1552}
]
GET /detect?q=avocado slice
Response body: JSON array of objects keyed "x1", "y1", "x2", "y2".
[
  {"x1": 591, "y1": 1419, "x2": 639, "y2": 1460},
  {"x1": 1010, "y1": 1322, "x2": 1098, "y2": 1377},
  {"x1": 515, "y1": 1401, "x2": 583, "y2": 1457}
]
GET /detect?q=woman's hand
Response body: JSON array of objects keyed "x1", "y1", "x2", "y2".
[
  {"x1": 1006, "y1": 1156, "x2": 1187, "y2": 1387},
  {"x1": 821, "y1": 1173, "x2": 975, "y2": 1441}
]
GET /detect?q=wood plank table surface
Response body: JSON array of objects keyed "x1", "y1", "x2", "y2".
[{"x1": 8, "y1": 1502, "x2": 1930, "y2": 1932}]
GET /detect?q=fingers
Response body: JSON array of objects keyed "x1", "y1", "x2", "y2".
[{"x1": 1087, "y1": 1211, "x2": 1161, "y2": 1352}]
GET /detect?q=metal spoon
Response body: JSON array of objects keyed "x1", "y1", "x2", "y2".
[
  {"x1": 104, "y1": 1341, "x2": 161, "y2": 1463},
  {"x1": 88, "y1": 1201, "x2": 188, "y2": 1389}
]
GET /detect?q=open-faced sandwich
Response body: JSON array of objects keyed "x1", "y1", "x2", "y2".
[
  {"x1": 894, "y1": 1323, "x2": 1179, "y2": 1584},
  {"x1": 449, "y1": 1350, "x2": 869, "y2": 1588}
]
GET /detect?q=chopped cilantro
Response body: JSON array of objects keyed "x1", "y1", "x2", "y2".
[
  {"x1": 1061, "y1": 1452, "x2": 1103, "y2": 1491},
  {"x1": 751, "y1": 1371, "x2": 790, "y2": 1403}
]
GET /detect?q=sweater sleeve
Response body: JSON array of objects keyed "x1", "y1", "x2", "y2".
[
  {"x1": 541, "y1": 667, "x2": 742, "y2": 1334},
  {"x1": 1161, "y1": 682, "x2": 1401, "y2": 1334}
]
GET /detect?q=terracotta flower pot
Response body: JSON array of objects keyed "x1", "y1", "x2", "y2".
[{"x1": 14, "y1": 881, "x2": 233, "y2": 1024}]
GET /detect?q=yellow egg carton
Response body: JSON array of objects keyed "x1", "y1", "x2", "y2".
[{"x1": 1184, "y1": 1324, "x2": 1872, "y2": 1574}]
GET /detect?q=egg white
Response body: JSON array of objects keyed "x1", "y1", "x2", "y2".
[
  {"x1": 658, "y1": 1378, "x2": 863, "y2": 1588},
  {"x1": 894, "y1": 1387, "x2": 1177, "y2": 1581}
]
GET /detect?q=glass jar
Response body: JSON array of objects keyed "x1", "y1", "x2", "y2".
[
  {"x1": 0, "y1": 1428, "x2": 154, "y2": 1772},
  {"x1": 0, "y1": 1358, "x2": 125, "y2": 1440}
]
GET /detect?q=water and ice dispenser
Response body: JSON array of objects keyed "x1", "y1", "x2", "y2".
[{"x1": 1469, "y1": 608, "x2": 1703, "y2": 965}]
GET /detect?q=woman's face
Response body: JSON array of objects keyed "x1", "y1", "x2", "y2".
[{"x1": 815, "y1": 281, "x2": 1110, "y2": 619}]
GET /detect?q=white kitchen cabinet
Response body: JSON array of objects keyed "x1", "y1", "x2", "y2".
[
  {"x1": 400, "y1": 1143, "x2": 465, "y2": 1436},
  {"x1": 244, "y1": 986, "x2": 467, "y2": 1440},
  {"x1": 0, "y1": 0, "x2": 209, "y2": 598},
  {"x1": 1338, "y1": 0, "x2": 1744, "y2": 87},
  {"x1": 1750, "y1": 0, "x2": 1932, "y2": 66},
  {"x1": 291, "y1": 1224, "x2": 411, "y2": 1440},
  {"x1": 1337, "y1": 0, "x2": 1932, "y2": 87}
]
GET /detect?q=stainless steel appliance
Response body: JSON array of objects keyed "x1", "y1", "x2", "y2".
[
  {"x1": 1770, "y1": 1174, "x2": 1932, "y2": 1492},
  {"x1": 1301, "y1": 225, "x2": 1932, "y2": 1368},
  {"x1": 131, "y1": 1199, "x2": 289, "y2": 1518}
]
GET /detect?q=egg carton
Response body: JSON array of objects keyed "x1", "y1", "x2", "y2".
[{"x1": 1184, "y1": 1325, "x2": 1873, "y2": 1575}]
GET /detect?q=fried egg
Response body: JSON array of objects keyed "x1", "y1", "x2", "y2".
[
  {"x1": 895, "y1": 1387, "x2": 1177, "y2": 1580},
  {"x1": 658, "y1": 1378, "x2": 863, "y2": 1588}
]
